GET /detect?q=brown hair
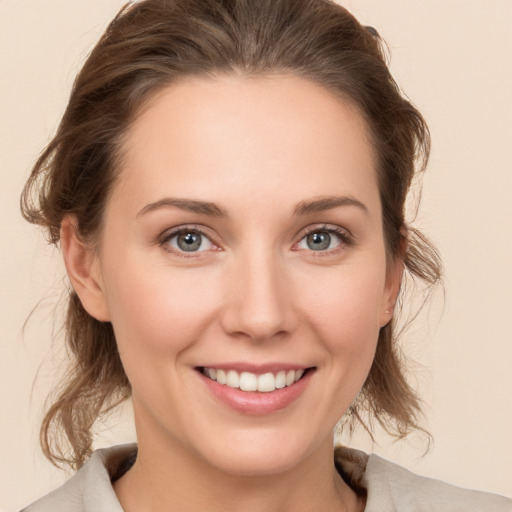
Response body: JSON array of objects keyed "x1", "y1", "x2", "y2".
[{"x1": 21, "y1": 0, "x2": 441, "y2": 469}]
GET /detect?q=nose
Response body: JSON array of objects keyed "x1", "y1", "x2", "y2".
[{"x1": 219, "y1": 246, "x2": 297, "y2": 343}]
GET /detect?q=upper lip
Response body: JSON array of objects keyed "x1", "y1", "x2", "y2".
[{"x1": 196, "y1": 362, "x2": 313, "y2": 374}]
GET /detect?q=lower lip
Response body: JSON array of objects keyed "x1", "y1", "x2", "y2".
[{"x1": 198, "y1": 369, "x2": 314, "y2": 415}]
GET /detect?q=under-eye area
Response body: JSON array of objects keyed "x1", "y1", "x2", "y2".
[{"x1": 197, "y1": 367, "x2": 315, "y2": 393}]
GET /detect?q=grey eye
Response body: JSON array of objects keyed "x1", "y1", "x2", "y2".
[
  {"x1": 307, "y1": 232, "x2": 331, "y2": 251},
  {"x1": 298, "y1": 230, "x2": 342, "y2": 251},
  {"x1": 168, "y1": 231, "x2": 213, "y2": 252},
  {"x1": 177, "y1": 232, "x2": 202, "y2": 251}
]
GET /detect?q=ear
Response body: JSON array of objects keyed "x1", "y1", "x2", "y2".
[
  {"x1": 60, "y1": 216, "x2": 111, "y2": 322},
  {"x1": 379, "y1": 234, "x2": 407, "y2": 327}
]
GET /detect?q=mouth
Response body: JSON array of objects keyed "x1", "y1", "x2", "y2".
[
  {"x1": 196, "y1": 365, "x2": 315, "y2": 415},
  {"x1": 198, "y1": 367, "x2": 312, "y2": 393}
]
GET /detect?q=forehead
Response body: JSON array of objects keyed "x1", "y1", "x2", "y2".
[{"x1": 111, "y1": 74, "x2": 379, "y2": 217}]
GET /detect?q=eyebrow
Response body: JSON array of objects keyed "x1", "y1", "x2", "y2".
[
  {"x1": 136, "y1": 194, "x2": 368, "y2": 219},
  {"x1": 136, "y1": 197, "x2": 228, "y2": 218},
  {"x1": 293, "y1": 195, "x2": 368, "y2": 216}
]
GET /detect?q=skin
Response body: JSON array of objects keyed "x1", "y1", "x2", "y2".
[{"x1": 62, "y1": 74, "x2": 401, "y2": 512}]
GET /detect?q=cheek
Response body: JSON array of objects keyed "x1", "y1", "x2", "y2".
[
  {"x1": 302, "y1": 261, "x2": 385, "y2": 321},
  {"x1": 102, "y1": 257, "x2": 223, "y2": 357},
  {"x1": 297, "y1": 261, "x2": 386, "y2": 360},
  {"x1": 278, "y1": 263, "x2": 386, "y2": 427}
]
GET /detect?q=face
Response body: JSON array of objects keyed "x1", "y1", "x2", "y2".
[{"x1": 73, "y1": 75, "x2": 399, "y2": 476}]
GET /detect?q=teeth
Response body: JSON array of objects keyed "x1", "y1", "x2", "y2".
[
  {"x1": 257, "y1": 372, "x2": 275, "y2": 392},
  {"x1": 216, "y1": 369, "x2": 227, "y2": 384},
  {"x1": 202, "y1": 367, "x2": 307, "y2": 392},
  {"x1": 226, "y1": 370, "x2": 239, "y2": 388},
  {"x1": 275, "y1": 371, "x2": 286, "y2": 389},
  {"x1": 240, "y1": 372, "x2": 257, "y2": 391}
]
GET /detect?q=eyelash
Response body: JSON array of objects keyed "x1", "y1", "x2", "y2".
[
  {"x1": 295, "y1": 224, "x2": 355, "y2": 255},
  {"x1": 158, "y1": 224, "x2": 354, "y2": 257}
]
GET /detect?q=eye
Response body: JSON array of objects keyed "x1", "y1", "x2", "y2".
[
  {"x1": 296, "y1": 226, "x2": 352, "y2": 252},
  {"x1": 164, "y1": 229, "x2": 214, "y2": 253},
  {"x1": 298, "y1": 231, "x2": 339, "y2": 251}
]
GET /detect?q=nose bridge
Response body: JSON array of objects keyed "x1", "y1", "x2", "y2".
[{"x1": 221, "y1": 242, "x2": 294, "y2": 342}]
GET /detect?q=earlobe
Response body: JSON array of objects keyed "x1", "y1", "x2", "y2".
[{"x1": 60, "y1": 216, "x2": 111, "y2": 322}]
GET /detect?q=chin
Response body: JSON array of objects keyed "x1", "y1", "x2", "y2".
[{"x1": 194, "y1": 426, "x2": 330, "y2": 477}]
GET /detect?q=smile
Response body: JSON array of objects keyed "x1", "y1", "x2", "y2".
[{"x1": 201, "y1": 367, "x2": 307, "y2": 392}]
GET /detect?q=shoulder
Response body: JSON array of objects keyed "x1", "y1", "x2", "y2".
[
  {"x1": 363, "y1": 452, "x2": 511, "y2": 512},
  {"x1": 19, "y1": 444, "x2": 136, "y2": 512}
]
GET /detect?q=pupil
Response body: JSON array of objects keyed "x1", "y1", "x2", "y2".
[
  {"x1": 178, "y1": 232, "x2": 201, "y2": 251},
  {"x1": 307, "y1": 232, "x2": 330, "y2": 251}
]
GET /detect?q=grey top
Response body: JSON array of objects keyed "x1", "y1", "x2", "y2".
[{"x1": 21, "y1": 444, "x2": 511, "y2": 512}]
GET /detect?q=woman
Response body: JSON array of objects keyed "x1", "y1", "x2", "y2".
[{"x1": 17, "y1": 0, "x2": 511, "y2": 510}]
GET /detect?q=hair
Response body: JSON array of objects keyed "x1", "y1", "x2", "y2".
[{"x1": 21, "y1": 0, "x2": 442, "y2": 470}]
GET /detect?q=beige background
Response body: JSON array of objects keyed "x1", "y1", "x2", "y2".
[{"x1": 1, "y1": 0, "x2": 511, "y2": 509}]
